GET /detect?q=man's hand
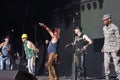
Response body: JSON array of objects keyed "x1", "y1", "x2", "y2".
[
  {"x1": 65, "y1": 43, "x2": 73, "y2": 49},
  {"x1": 82, "y1": 46, "x2": 87, "y2": 50},
  {"x1": 39, "y1": 23, "x2": 43, "y2": 26},
  {"x1": 39, "y1": 23, "x2": 49, "y2": 30},
  {"x1": 39, "y1": 23, "x2": 46, "y2": 28},
  {"x1": 35, "y1": 48, "x2": 39, "y2": 54},
  {"x1": 65, "y1": 44, "x2": 69, "y2": 48},
  {"x1": 115, "y1": 50, "x2": 119, "y2": 54},
  {"x1": 45, "y1": 40, "x2": 49, "y2": 45},
  {"x1": 34, "y1": 48, "x2": 39, "y2": 58},
  {"x1": 101, "y1": 48, "x2": 104, "y2": 52}
]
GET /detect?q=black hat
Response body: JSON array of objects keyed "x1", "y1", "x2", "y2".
[{"x1": 74, "y1": 27, "x2": 82, "y2": 31}]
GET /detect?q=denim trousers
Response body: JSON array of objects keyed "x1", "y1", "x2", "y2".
[{"x1": 1, "y1": 56, "x2": 10, "y2": 70}]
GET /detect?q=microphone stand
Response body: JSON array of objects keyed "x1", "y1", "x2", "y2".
[
  {"x1": 34, "y1": 25, "x2": 37, "y2": 76},
  {"x1": 71, "y1": 1, "x2": 81, "y2": 80},
  {"x1": 72, "y1": 14, "x2": 77, "y2": 80}
]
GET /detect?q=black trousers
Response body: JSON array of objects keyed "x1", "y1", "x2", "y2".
[{"x1": 72, "y1": 50, "x2": 86, "y2": 80}]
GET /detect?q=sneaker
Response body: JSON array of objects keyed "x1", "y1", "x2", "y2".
[{"x1": 105, "y1": 75, "x2": 109, "y2": 80}]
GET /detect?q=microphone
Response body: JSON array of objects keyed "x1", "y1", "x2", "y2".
[
  {"x1": 39, "y1": 23, "x2": 45, "y2": 27},
  {"x1": 39, "y1": 23, "x2": 43, "y2": 26}
]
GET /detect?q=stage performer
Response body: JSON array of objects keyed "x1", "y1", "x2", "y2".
[
  {"x1": 65, "y1": 27, "x2": 93, "y2": 80},
  {"x1": 101, "y1": 14, "x2": 120, "y2": 80},
  {"x1": 39, "y1": 23, "x2": 60, "y2": 80}
]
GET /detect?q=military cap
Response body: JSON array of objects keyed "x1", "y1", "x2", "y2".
[{"x1": 102, "y1": 14, "x2": 111, "y2": 20}]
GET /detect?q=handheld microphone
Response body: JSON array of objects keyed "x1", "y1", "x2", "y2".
[{"x1": 39, "y1": 23, "x2": 42, "y2": 26}]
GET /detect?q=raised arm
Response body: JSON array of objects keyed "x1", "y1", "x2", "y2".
[{"x1": 39, "y1": 23, "x2": 54, "y2": 37}]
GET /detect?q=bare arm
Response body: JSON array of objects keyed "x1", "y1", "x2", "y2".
[
  {"x1": 82, "y1": 34, "x2": 93, "y2": 50},
  {"x1": 28, "y1": 41, "x2": 39, "y2": 54},
  {"x1": 0, "y1": 52, "x2": 2, "y2": 56},
  {"x1": 0, "y1": 43, "x2": 4, "y2": 49},
  {"x1": 65, "y1": 39, "x2": 76, "y2": 48},
  {"x1": 0, "y1": 43, "x2": 4, "y2": 56},
  {"x1": 39, "y1": 23, "x2": 54, "y2": 37},
  {"x1": 65, "y1": 42, "x2": 74, "y2": 48},
  {"x1": 83, "y1": 34, "x2": 93, "y2": 45}
]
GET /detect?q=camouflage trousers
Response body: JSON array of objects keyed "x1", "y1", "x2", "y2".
[{"x1": 45, "y1": 53, "x2": 58, "y2": 80}]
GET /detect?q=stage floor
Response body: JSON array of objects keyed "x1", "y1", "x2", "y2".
[{"x1": 36, "y1": 76, "x2": 118, "y2": 80}]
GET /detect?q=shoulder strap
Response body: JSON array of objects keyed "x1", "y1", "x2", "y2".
[{"x1": 80, "y1": 33, "x2": 84, "y2": 38}]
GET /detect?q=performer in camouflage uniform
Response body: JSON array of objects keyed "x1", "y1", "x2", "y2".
[{"x1": 101, "y1": 14, "x2": 120, "y2": 80}]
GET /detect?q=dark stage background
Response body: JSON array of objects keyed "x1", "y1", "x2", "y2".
[{"x1": 0, "y1": 0, "x2": 120, "y2": 79}]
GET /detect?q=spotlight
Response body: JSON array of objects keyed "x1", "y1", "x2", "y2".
[{"x1": 11, "y1": 29, "x2": 14, "y2": 32}]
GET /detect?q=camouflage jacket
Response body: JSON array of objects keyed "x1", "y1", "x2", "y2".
[{"x1": 102, "y1": 23, "x2": 120, "y2": 52}]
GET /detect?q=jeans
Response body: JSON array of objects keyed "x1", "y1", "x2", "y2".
[
  {"x1": 72, "y1": 50, "x2": 86, "y2": 80},
  {"x1": 0, "y1": 56, "x2": 2, "y2": 70},
  {"x1": 1, "y1": 56, "x2": 10, "y2": 70}
]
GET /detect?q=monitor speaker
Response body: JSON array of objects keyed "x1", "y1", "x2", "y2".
[{"x1": 0, "y1": 70, "x2": 37, "y2": 80}]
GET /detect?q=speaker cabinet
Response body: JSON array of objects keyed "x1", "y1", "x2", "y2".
[{"x1": 0, "y1": 70, "x2": 37, "y2": 80}]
